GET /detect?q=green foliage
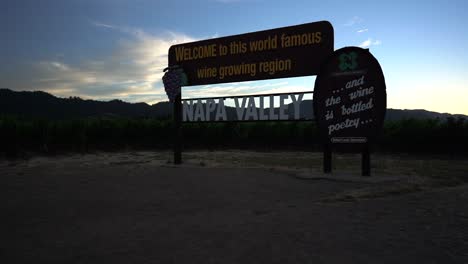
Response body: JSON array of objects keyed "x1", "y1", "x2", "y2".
[
  {"x1": 1, "y1": 115, "x2": 467, "y2": 155},
  {"x1": 378, "y1": 117, "x2": 468, "y2": 154}
]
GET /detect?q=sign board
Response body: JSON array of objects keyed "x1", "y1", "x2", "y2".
[
  {"x1": 182, "y1": 92, "x2": 312, "y2": 122},
  {"x1": 313, "y1": 47, "x2": 386, "y2": 147},
  {"x1": 168, "y1": 21, "x2": 334, "y2": 86}
]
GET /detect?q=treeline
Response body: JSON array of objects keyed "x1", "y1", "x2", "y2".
[{"x1": 1, "y1": 115, "x2": 467, "y2": 157}]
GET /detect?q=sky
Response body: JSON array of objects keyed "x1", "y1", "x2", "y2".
[{"x1": 1, "y1": 0, "x2": 467, "y2": 114}]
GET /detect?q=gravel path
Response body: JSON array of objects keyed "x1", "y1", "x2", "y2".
[{"x1": 1, "y1": 152, "x2": 467, "y2": 263}]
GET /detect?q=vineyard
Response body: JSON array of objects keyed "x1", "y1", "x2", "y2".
[{"x1": 1, "y1": 115, "x2": 467, "y2": 157}]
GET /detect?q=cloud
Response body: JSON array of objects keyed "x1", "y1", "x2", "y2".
[
  {"x1": 9, "y1": 22, "x2": 196, "y2": 103},
  {"x1": 344, "y1": 16, "x2": 363, "y2": 27},
  {"x1": 359, "y1": 38, "x2": 382, "y2": 48},
  {"x1": 357, "y1": 28, "x2": 368, "y2": 33},
  {"x1": 3, "y1": 21, "x2": 313, "y2": 105},
  {"x1": 90, "y1": 20, "x2": 115, "y2": 29},
  {"x1": 183, "y1": 81, "x2": 292, "y2": 99}
]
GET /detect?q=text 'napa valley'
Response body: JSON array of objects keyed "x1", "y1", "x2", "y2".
[{"x1": 183, "y1": 93, "x2": 307, "y2": 122}]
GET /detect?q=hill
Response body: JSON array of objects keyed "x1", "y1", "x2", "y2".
[
  {"x1": 0, "y1": 88, "x2": 466, "y2": 121},
  {"x1": 0, "y1": 88, "x2": 172, "y2": 119}
]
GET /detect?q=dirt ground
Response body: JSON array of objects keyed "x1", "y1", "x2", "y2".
[{"x1": 1, "y1": 151, "x2": 467, "y2": 263}]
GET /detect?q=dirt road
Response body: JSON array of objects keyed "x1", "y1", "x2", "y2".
[{"x1": 1, "y1": 151, "x2": 467, "y2": 263}]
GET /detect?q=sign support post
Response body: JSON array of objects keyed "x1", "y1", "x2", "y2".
[
  {"x1": 174, "y1": 94, "x2": 182, "y2": 164},
  {"x1": 323, "y1": 143, "x2": 332, "y2": 173},
  {"x1": 361, "y1": 144, "x2": 370, "y2": 176}
]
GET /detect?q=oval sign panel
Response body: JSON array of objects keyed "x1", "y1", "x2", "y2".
[{"x1": 314, "y1": 46, "x2": 386, "y2": 146}]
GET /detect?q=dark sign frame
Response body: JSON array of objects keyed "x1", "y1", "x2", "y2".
[
  {"x1": 313, "y1": 47, "x2": 387, "y2": 145},
  {"x1": 168, "y1": 21, "x2": 334, "y2": 86}
]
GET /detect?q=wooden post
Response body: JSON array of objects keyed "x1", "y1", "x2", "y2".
[
  {"x1": 361, "y1": 143, "x2": 370, "y2": 176},
  {"x1": 323, "y1": 143, "x2": 332, "y2": 174},
  {"x1": 173, "y1": 94, "x2": 182, "y2": 164}
]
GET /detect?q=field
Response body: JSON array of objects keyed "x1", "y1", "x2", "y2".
[{"x1": 1, "y1": 151, "x2": 468, "y2": 263}]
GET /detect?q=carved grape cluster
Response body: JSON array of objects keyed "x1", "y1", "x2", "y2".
[{"x1": 162, "y1": 66, "x2": 187, "y2": 102}]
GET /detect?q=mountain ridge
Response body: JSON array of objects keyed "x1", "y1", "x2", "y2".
[{"x1": 1, "y1": 88, "x2": 466, "y2": 121}]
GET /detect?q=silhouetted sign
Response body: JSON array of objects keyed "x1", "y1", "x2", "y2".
[
  {"x1": 168, "y1": 21, "x2": 334, "y2": 86},
  {"x1": 313, "y1": 47, "x2": 386, "y2": 146},
  {"x1": 182, "y1": 92, "x2": 312, "y2": 122}
]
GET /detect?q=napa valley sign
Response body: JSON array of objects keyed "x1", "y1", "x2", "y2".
[
  {"x1": 164, "y1": 21, "x2": 387, "y2": 175},
  {"x1": 168, "y1": 21, "x2": 334, "y2": 85},
  {"x1": 182, "y1": 92, "x2": 311, "y2": 122}
]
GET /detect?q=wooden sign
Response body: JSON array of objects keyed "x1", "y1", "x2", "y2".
[
  {"x1": 313, "y1": 47, "x2": 386, "y2": 147},
  {"x1": 168, "y1": 21, "x2": 334, "y2": 86}
]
